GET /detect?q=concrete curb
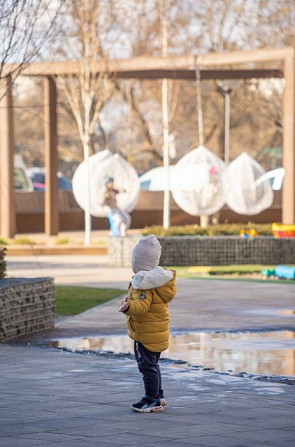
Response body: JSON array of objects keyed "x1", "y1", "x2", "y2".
[{"x1": 5, "y1": 245, "x2": 108, "y2": 256}]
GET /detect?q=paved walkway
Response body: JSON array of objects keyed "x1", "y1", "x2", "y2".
[
  {"x1": 2, "y1": 255, "x2": 295, "y2": 446},
  {"x1": 7, "y1": 254, "x2": 295, "y2": 336},
  {"x1": 1, "y1": 343, "x2": 295, "y2": 447},
  {"x1": 6, "y1": 254, "x2": 130, "y2": 289}
]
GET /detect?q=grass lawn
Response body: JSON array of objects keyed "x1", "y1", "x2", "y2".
[
  {"x1": 55, "y1": 285, "x2": 126, "y2": 316},
  {"x1": 173, "y1": 265, "x2": 274, "y2": 275},
  {"x1": 169, "y1": 265, "x2": 295, "y2": 284}
]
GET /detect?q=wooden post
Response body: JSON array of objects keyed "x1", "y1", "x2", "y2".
[
  {"x1": 44, "y1": 76, "x2": 59, "y2": 235},
  {"x1": 160, "y1": 0, "x2": 170, "y2": 229},
  {"x1": 0, "y1": 75, "x2": 16, "y2": 238},
  {"x1": 282, "y1": 48, "x2": 295, "y2": 224}
]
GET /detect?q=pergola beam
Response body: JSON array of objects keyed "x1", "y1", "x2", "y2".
[
  {"x1": 44, "y1": 76, "x2": 59, "y2": 235},
  {"x1": 282, "y1": 47, "x2": 295, "y2": 223},
  {"x1": 195, "y1": 46, "x2": 293, "y2": 66},
  {"x1": 0, "y1": 46, "x2": 294, "y2": 235},
  {"x1": 3, "y1": 46, "x2": 292, "y2": 77},
  {"x1": 114, "y1": 69, "x2": 283, "y2": 80},
  {"x1": 0, "y1": 75, "x2": 16, "y2": 238}
]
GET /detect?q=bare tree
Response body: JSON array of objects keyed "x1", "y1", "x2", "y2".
[
  {"x1": 0, "y1": 0, "x2": 68, "y2": 86},
  {"x1": 113, "y1": 0, "x2": 295, "y2": 170},
  {"x1": 56, "y1": 0, "x2": 115, "y2": 244},
  {"x1": 56, "y1": 0, "x2": 117, "y2": 156},
  {"x1": 13, "y1": 0, "x2": 295, "y2": 175},
  {"x1": 112, "y1": 0, "x2": 183, "y2": 170}
]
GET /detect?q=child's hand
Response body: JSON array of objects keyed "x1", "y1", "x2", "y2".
[{"x1": 119, "y1": 297, "x2": 129, "y2": 312}]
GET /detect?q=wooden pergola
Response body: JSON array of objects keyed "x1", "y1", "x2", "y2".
[{"x1": 0, "y1": 46, "x2": 294, "y2": 237}]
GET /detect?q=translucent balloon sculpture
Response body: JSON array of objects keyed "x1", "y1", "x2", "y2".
[
  {"x1": 171, "y1": 146, "x2": 228, "y2": 216},
  {"x1": 72, "y1": 149, "x2": 140, "y2": 217},
  {"x1": 226, "y1": 152, "x2": 273, "y2": 215}
]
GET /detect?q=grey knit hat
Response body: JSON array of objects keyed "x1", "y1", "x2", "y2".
[{"x1": 131, "y1": 234, "x2": 162, "y2": 273}]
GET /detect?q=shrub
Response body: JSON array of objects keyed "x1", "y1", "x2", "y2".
[
  {"x1": 0, "y1": 237, "x2": 7, "y2": 245},
  {"x1": 55, "y1": 237, "x2": 69, "y2": 245},
  {"x1": 142, "y1": 223, "x2": 273, "y2": 237},
  {"x1": 0, "y1": 247, "x2": 7, "y2": 279},
  {"x1": 13, "y1": 237, "x2": 36, "y2": 245}
]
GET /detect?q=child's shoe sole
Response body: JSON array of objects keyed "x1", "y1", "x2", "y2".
[{"x1": 131, "y1": 404, "x2": 163, "y2": 413}]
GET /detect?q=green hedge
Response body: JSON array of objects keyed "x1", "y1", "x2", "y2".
[
  {"x1": 142, "y1": 223, "x2": 273, "y2": 237},
  {"x1": 0, "y1": 247, "x2": 7, "y2": 279}
]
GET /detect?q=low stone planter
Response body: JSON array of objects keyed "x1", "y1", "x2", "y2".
[
  {"x1": 108, "y1": 236, "x2": 295, "y2": 266},
  {"x1": 0, "y1": 277, "x2": 55, "y2": 342}
]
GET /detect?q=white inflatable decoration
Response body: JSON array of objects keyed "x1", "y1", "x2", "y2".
[
  {"x1": 254, "y1": 167, "x2": 285, "y2": 191},
  {"x1": 139, "y1": 166, "x2": 177, "y2": 191},
  {"x1": 171, "y1": 146, "x2": 228, "y2": 216},
  {"x1": 72, "y1": 149, "x2": 140, "y2": 217},
  {"x1": 226, "y1": 152, "x2": 273, "y2": 215}
]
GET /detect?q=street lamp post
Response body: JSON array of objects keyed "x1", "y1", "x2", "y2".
[
  {"x1": 224, "y1": 88, "x2": 231, "y2": 166},
  {"x1": 217, "y1": 82, "x2": 232, "y2": 165},
  {"x1": 160, "y1": 0, "x2": 170, "y2": 229}
]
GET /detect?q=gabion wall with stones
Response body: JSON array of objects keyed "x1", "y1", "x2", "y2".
[
  {"x1": 108, "y1": 236, "x2": 295, "y2": 266},
  {"x1": 0, "y1": 277, "x2": 55, "y2": 342},
  {"x1": 0, "y1": 247, "x2": 6, "y2": 279},
  {"x1": 108, "y1": 235, "x2": 141, "y2": 267}
]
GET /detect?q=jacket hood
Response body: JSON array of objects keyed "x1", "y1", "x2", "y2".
[{"x1": 131, "y1": 266, "x2": 173, "y2": 290}]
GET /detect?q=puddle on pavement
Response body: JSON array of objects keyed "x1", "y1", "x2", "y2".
[
  {"x1": 279, "y1": 310, "x2": 295, "y2": 316},
  {"x1": 244, "y1": 309, "x2": 295, "y2": 317},
  {"x1": 49, "y1": 330, "x2": 295, "y2": 377}
]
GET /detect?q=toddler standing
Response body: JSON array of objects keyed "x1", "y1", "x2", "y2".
[{"x1": 119, "y1": 234, "x2": 176, "y2": 413}]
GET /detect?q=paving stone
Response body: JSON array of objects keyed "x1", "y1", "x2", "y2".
[{"x1": 0, "y1": 437, "x2": 50, "y2": 447}]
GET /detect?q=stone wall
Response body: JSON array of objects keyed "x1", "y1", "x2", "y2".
[
  {"x1": 0, "y1": 247, "x2": 6, "y2": 279},
  {"x1": 108, "y1": 236, "x2": 295, "y2": 266},
  {"x1": 108, "y1": 235, "x2": 141, "y2": 267},
  {"x1": 0, "y1": 278, "x2": 55, "y2": 342}
]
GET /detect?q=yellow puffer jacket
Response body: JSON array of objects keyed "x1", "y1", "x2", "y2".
[{"x1": 124, "y1": 267, "x2": 176, "y2": 352}]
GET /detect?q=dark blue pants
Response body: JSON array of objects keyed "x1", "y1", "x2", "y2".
[{"x1": 134, "y1": 341, "x2": 162, "y2": 398}]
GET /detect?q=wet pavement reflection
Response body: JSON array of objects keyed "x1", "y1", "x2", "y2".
[{"x1": 49, "y1": 330, "x2": 295, "y2": 377}]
